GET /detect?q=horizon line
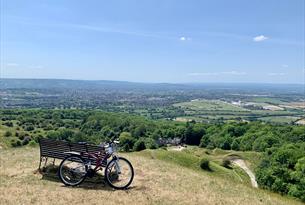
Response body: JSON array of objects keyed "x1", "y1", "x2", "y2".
[{"x1": 0, "y1": 77, "x2": 304, "y2": 86}]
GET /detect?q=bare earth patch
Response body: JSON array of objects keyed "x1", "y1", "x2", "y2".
[
  {"x1": 167, "y1": 146, "x2": 186, "y2": 151},
  {"x1": 295, "y1": 119, "x2": 305, "y2": 125},
  {"x1": 231, "y1": 159, "x2": 258, "y2": 188}
]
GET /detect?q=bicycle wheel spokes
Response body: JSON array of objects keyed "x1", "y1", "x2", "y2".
[
  {"x1": 106, "y1": 158, "x2": 133, "y2": 188},
  {"x1": 60, "y1": 156, "x2": 86, "y2": 186}
]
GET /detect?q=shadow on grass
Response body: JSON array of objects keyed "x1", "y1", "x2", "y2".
[
  {"x1": 201, "y1": 167, "x2": 214, "y2": 172},
  {"x1": 38, "y1": 164, "x2": 135, "y2": 191}
]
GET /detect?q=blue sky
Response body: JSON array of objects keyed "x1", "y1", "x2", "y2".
[{"x1": 1, "y1": 0, "x2": 304, "y2": 84}]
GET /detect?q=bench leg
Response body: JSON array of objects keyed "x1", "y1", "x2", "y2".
[
  {"x1": 52, "y1": 158, "x2": 55, "y2": 166},
  {"x1": 38, "y1": 157, "x2": 42, "y2": 171},
  {"x1": 44, "y1": 157, "x2": 48, "y2": 167}
]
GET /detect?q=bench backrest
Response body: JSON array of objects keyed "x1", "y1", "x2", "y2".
[{"x1": 39, "y1": 138, "x2": 105, "y2": 165}]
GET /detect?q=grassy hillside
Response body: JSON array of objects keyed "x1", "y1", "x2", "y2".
[{"x1": 0, "y1": 147, "x2": 302, "y2": 205}]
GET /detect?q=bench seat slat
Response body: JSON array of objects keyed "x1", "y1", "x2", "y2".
[{"x1": 39, "y1": 139, "x2": 106, "y2": 167}]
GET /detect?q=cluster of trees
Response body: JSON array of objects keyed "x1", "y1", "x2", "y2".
[
  {"x1": 256, "y1": 143, "x2": 305, "y2": 201},
  {"x1": 1, "y1": 109, "x2": 304, "y2": 201},
  {"x1": 199, "y1": 122, "x2": 305, "y2": 151},
  {"x1": 198, "y1": 122, "x2": 305, "y2": 201}
]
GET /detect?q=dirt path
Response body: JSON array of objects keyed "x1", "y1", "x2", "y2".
[
  {"x1": 168, "y1": 146, "x2": 186, "y2": 151},
  {"x1": 231, "y1": 159, "x2": 258, "y2": 188}
]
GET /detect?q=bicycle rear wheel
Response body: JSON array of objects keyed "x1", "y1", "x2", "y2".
[
  {"x1": 105, "y1": 157, "x2": 134, "y2": 189},
  {"x1": 58, "y1": 155, "x2": 87, "y2": 186}
]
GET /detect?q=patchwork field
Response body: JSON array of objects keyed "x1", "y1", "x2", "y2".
[{"x1": 173, "y1": 98, "x2": 304, "y2": 124}]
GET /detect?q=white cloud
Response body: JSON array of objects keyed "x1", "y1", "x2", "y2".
[
  {"x1": 253, "y1": 35, "x2": 269, "y2": 42},
  {"x1": 180, "y1": 36, "x2": 191, "y2": 41},
  {"x1": 268, "y1": 72, "x2": 286, "y2": 76},
  {"x1": 222, "y1": 71, "x2": 247, "y2": 75},
  {"x1": 6, "y1": 63, "x2": 19, "y2": 67},
  {"x1": 281, "y1": 64, "x2": 289, "y2": 68},
  {"x1": 188, "y1": 71, "x2": 247, "y2": 76},
  {"x1": 6, "y1": 63, "x2": 44, "y2": 69}
]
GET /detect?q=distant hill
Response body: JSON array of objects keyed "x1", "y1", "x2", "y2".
[{"x1": 0, "y1": 78, "x2": 303, "y2": 93}]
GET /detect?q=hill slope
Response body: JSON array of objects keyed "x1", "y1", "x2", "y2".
[{"x1": 0, "y1": 147, "x2": 302, "y2": 205}]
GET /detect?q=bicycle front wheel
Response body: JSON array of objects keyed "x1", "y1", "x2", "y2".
[
  {"x1": 58, "y1": 155, "x2": 87, "y2": 186},
  {"x1": 105, "y1": 157, "x2": 134, "y2": 189}
]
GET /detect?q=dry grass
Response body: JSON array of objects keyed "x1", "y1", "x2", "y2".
[{"x1": 0, "y1": 147, "x2": 302, "y2": 205}]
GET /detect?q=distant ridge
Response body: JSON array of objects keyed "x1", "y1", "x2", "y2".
[{"x1": 0, "y1": 78, "x2": 303, "y2": 92}]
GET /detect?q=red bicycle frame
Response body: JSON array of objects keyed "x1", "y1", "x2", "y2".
[{"x1": 81, "y1": 151, "x2": 109, "y2": 172}]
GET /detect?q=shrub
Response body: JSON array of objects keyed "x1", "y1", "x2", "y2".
[
  {"x1": 22, "y1": 136, "x2": 31, "y2": 145},
  {"x1": 222, "y1": 158, "x2": 231, "y2": 168},
  {"x1": 17, "y1": 132, "x2": 27, "y2": 140},
  {"x1": 4, "y1": 131, "x2": 12, "y2": 137},
  {"x1": 200, "y1": 158, "x2": 210, "y2": 171},
  {"x1": 133, "y1": 139, "x2": 146, "y2": 151},
  {"x1": 145, "y1": 138, "x2": 158, "y2": 149},
  {"x1": 45, "y1": 124, "x2": 53, "y2": 130},
  {"x1": 33, "y1": 134, "x2": 44, "y2": 143},
  {"x1": 10, "y1": 138, "x2": 22, "y2": 147},
  {"x1": 24, "y1": 124, "x2": 35, "y2": 131},
  {"x1": 28, "y1": 140, "x2": 37, "y2": 147},
  {"x1": 3, "y1": 121, "x2": 13, "y2": 127},
  {"x1": 121, "y1": 143, "x2": 131, "y2": 152},
  {"x1": 119, "y1": 132, "x2": 135, "y2": 152}
]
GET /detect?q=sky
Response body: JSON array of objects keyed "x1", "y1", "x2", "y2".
[{"x1": 0, "y1": 0, "x2": 304, "y2": 84}]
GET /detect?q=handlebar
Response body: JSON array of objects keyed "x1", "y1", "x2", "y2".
[{"x1": 99, "y1": 137, "x2": 120, "y2": 148}]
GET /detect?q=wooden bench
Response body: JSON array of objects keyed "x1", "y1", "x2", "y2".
[{"x1": 38, "y1": 138, "x2": 105, "y2": 170}]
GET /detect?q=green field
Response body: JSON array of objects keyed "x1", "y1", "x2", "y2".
[
  {"x1": 250, "y1": 97, "x2": 286, "y2": 104},
  {"x1": 174, "y1": 100, "x2": 247, "y2": 112},
  {"x1": 172, "y1": 99, "x2": 303, "y2": 124},
  {"x1": 258, "y1": 116, "x2": 300, "y2": 124}
]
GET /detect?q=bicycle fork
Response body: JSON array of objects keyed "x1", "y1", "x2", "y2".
[{"x1": 113, "y1": 157, "x2": 121, "y2": 174}]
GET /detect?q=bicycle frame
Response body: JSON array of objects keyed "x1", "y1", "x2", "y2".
[
  {"x1": 81, "y1": 142, "x2": 120, "y2": 173},
  {"x1": 82, "y1": 152, "x2": 108, "y2": 172}
]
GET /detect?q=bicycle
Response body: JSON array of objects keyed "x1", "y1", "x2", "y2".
[{"x1": 58, "y1": 139, "x2": 134, "y2": 189}]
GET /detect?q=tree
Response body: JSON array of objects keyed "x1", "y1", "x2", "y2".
[
  {"x1": 145, "y1": 138, "x2": 158, "y2": 149},
  {"x1": 184, "y1": 124, "x2": 205, "y2": 145},
  {"x1": 133, "y1": 125, "x2": 147, "y2": 138},
  {"x1": 256, "y1": 143, "x2": 305, "y2": 201},
  {"x1": 289, "y1": 157, "x2": 305, "y2": 201},
  {"x1": 133, "y1": 139, "x2": 146, "y2": 151},
  {"x1": 199, "y1": 135, "x2": 210, "y2": 148},
  {"x1": 253, "y1": 134, "x2": 280, "y2": 152},
  {"x1": 231, "y1": 139, "x2": 240, "y2": 150},
  {"x1": 119, "y1": 132, "x2": 135, "y2": 152}
]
